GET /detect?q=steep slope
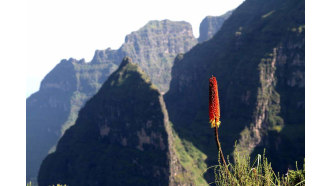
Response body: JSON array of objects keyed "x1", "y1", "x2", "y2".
[
  {"x1": 27, "y1": 20, "x2": 197, "y2": 181},
  {"x1": 26, "y1": 58, "x2": 80, "y2": 182},
  {"x1": 91, "y1": 20, "x2": 197, "y2": 93},
  {"x1": 198, "y1": 10, "x2": 233, "y2": 43},
  {"x1": 38, "y1": 57, "x2": 207, "y2": 186},
  {"x1": 165, "y1": 0, "x2": 304, "y2": 177}
]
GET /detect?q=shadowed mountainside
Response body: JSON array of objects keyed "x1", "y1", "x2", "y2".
[
  {"x1": 198, "y1": 10, "x2": 233, "y2": 43},
  {"x1": 26, "y1": 20, "x2": 197, "y2": 182},
  {"x1": 38, "y1": 57, "x2": 208, "y2": 186},
  {"x1": 27, "y1": 14, "x2": 235, "y2": 182},
  {"x1": 28, "y1": 0, "x2": 305, "y2": 183},
  {"x1": 165, "y1": 0, "x2": 304, "y2": 179}
]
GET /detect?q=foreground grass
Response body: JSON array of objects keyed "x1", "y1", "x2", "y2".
[
  {"x1": 27, "y1": 182, "x2": 67, "y2": 186},
  {"x1": 204, "y1": 150, "x2": 305, "y2": 186}
]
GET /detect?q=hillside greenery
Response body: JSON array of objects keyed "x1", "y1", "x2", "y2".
[
  {"x1": 28, "y1": 0, "x2": 304, "y2": 184},
  {"x1": 206, "y1": 149, "x2": 305, "y2": 185},
  {"x1": 38, "y1": 58, "x2": 172, "y2": 185},
  {"x1": 165, "y1": 0, "x2": 305, "y2": 182},
  {"x1": 27, "y1": 20, "x2": 197, "y2": 182}
]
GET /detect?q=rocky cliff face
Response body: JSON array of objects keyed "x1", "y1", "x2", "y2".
[
  {"x1": 26, "y1": 59, "x2": 78, "y2": 181},
  {"x1": 198, "y1": 10, "x2": 233, "y2": 43},
  {"x1": 165, "y1": 0, "x2": 304, "y2": 178},
  {"x1": 91, "y1": 20, "x2": 197, "y2": 93},
  {"x1": 237, "y1": 26, "x2": 305, "y2": 171},
  {"x1": 28, "y1": 0, "x2": 305, "y2": 183},
  {"x1": 38, "y1": 58, "x2": 205, "y2": 186},
  {"x1": 27, "y1": 20, "x2": 197, "y2": 182}
]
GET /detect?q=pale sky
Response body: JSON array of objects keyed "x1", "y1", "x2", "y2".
[{"x1": 27, "y1": 0, "x2": 244, "y2": 97}]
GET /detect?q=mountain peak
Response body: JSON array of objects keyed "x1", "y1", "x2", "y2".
[
  {"x1": 118, "y1": 56, "x2": 133, "y2": 68},
  {"x1": 38, "y1": 57, "x2": 171, "y2": 185},
  {"x1": 113, "y1": 57, "x2": 154, "y2": 89},
  {"x1": 198, "y1": 10, "x2": 233, "y2": 42},
  {"x1": 124, "y1": 19, "x2": 195, "y2": 44},
  {"x1": 28, "y1": 19, "x2": 199, "y2": 182}
]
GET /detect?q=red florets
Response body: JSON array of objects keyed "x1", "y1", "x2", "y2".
[{"x1": 209, "y1": 76, "x2": 220, "y2": 128}]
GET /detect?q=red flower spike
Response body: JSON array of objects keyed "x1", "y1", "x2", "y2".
[{"x1": 209, "y1": 76, "x2": 221, "y2": 128}]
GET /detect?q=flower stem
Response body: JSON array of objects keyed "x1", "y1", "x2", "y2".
[{"x1": 214, "y1": 126, "x2": 229, "y2": 174}]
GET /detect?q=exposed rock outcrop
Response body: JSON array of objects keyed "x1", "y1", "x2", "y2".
[
  {"x1": 27, "y1": 20, "x2": 197, "y2": 181},
  {"x1": 198, "y1": 10, "x2": 233, "y2": 43},
  {"x1": 165, "y1": 0, "x2": 304, "y2": 176},
  {"x1": 38, "y1": 57, "x2": 205, "y2": 186}
]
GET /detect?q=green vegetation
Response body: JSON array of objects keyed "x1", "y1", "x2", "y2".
[
  {"x1": 207, "y1": 150, "x2": 304, "y2": 185},
  {"x1": 38, "y1": 58, "x2": 172, "y2": 186},
  {"x1": 171, "y1": 122, "x2": 208, "y2": 185},
  {"x1": 60, "y1": 91, "x2": 88, "y2": 136},
  {"x1": 29, "y1": 0, "x2": 305, "y2": 184},
  {"x1": 119, "y1": 20, "x2": 197, "y2": 92},
  {"x1": 27, "y1": 20, "x2": 197, "y2": 182},
  {"x1": 165, "y1": 0, "x2": 305, "y2": 176},
  {"x1": 27, "y1": 182, "x2": 67, "y2": 186},
  {"x1": 291, "y1": 25, "x2": 305, "y2": 33}
]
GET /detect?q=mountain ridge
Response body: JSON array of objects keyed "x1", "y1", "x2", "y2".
[
  {"x1": 38, "y1": 57, "x2": 207, "y2": 186},
  {"x1": 26, "y1": 19, "x2": 198, "y2": 182},
  {"x1": 165, "y1": 0, "x2": 304, "y2": 177},
  {"x1": 198, "y1": 10, "x2": 233, "y2": 43}
]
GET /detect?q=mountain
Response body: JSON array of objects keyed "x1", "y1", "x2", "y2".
[
  {"x1": 26, "y1": 58, "x2": 80, "y2": 183},
  {"x1": 198, "y1": 10, "x2": 233, "y2": 43},
  {"x1": 28, "y1": 0, "x2": 305, "y2": 183},
  {"x1": 27, "y1": 20, "x2": 197, "y2": 181},
  {"x1": 165, "y1": 0, "x2": 304, "y2": 177},
  {"x1": 91, "y1": 20, "x2": 197, "y2": 93},
  {"x1": 38, "y1": 57, "x2": 208, "y2": 186}
]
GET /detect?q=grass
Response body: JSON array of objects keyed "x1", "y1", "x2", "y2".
[
  {"x1": 27, "y1": 181, "x2": 67, "y2": 186},
  {"x1": 204, "y1": 148, "x2": 305, "y2": 186},
  {"x1": 171, "y1": 122, "x2": 209, "y2": 185}
]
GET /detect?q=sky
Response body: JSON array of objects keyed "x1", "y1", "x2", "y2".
[{"x1": 26, "y1": 0, "x2": 244, "y2": 97}]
